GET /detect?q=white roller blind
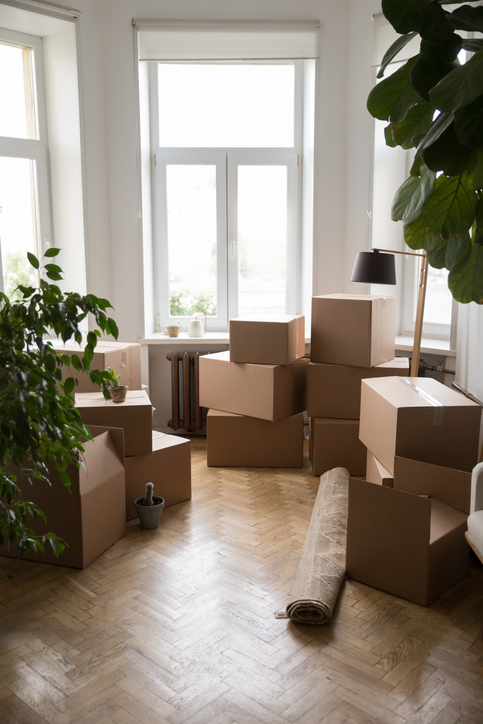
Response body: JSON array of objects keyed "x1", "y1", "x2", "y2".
[
  {"x1": 372, "y1": 12, "x2": 419, "y2": 68},
  {"x1": 135, "y1": 20, "x2": 320, "y2": 61}
]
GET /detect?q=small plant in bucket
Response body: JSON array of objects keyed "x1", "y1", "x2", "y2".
[
  {"x1": 134, "y1": 482, "x2": 165, "y2": 529},
  {"x1": 104, "y1": 367, "x2": 128, "y2": 403}
]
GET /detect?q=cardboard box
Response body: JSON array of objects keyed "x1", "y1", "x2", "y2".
[
  {"x1": 393, "y1": 456, "x2": 471, "y2": 515},
  {"x1": 125, "y1": 431, "x2": 191, "y2": 521},
  {"x1": 75, "y1": 390, "x2": 153, "y2": 456},
  {"x1": 359, "y1": 376, "x2": 481, "y2": 475},
  {"x1": 310, "y1": 418, "x2": 366, "y2": 476},
  {"x1": 199, "y1": 351, "x2": 308, "y2": 421},
  {"x1": 229, "y1": 316, "x2": 305, "y2": 365},
  {"x1": 54, "y1": 340, "x2": 142, "y2": 393},
  {"x1": 346, "y1": 477, "x2": 469, "y2": 606},
  {"x1": 207, "y1": 410, "x2": 304, "y2": 468},
  {"x1": 0, "y1": 426, "x2": 126, "y2": 568},
  {"x1": 307, "y1": 357, "x2": 409, "y2": 419},
  {"x1": 311, "y1": 294, "x2": 396, "y2": 367},
  {"x1": 366, "y1": 451, "x2": 393, "y2": 487}
]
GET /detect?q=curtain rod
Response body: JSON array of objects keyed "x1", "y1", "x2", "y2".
[{"x1": 0, "y1": 0, "x2": 82, "y2": 19}]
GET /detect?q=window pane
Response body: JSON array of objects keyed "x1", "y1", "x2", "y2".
[
  {"x1": 424, "y1": 266, "x2": 453, "y2": 326},
  {"x1": 237, "y1": 165, "x2": 287, "y2": 317},
  {"x1": 167, "y1": 165, "x2": 217, "y2": 317},
  {"x1": 0, "y1": 157, "x2": 38, "y2": 299},
  {"x1": 158, "y1": 64, "x2": 294, "y2": 148},
  {"x1": 0, "y1": 42, "x2": 35, "y2": 139}
]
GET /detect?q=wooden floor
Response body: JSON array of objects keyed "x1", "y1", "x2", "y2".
[{"x1": 1, "y1": 438, "x2": 483, "y2": 724}]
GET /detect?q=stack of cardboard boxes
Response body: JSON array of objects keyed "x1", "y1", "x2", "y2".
[
  {"x1": 308, "y1": 293, "x2": 408, "y2": 475},
  {"x1": 200, "y1": 316, "x2": 309, "y2": 467},
  {"x1": 1, "y1": 341, "x2": 191, "y2": 569},
  {"x1": 347, "y1": 375, "x2": 482, "y2": 605}
]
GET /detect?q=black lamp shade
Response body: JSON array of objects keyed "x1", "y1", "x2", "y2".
[{"x1": 350, "y1": 250, "x2": 396, "y2": 285}]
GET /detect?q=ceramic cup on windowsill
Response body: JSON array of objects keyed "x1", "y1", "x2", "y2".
[{"x1": 167, "y1": 322, "x2": 182, "y2": 337}]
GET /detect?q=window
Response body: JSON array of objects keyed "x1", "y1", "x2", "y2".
[
  {"x1": 149, "y1": 60, "x2": 303, "y2": 331},
  {"x1": 0, "y1": 28, "x2": 52, "y2": 299}
]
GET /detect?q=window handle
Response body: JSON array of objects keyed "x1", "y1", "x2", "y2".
[{"x1": 230, "y1": 239, "x2": 236, "y2": 259}]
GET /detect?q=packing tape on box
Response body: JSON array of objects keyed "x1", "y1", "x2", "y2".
[{"x1": 400, "y1": 377, "x2": 444, "y2": 426}]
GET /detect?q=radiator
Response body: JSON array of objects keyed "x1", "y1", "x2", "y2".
[{"x1": 166, "y1": 351, "x2": 208, "y2": 432}]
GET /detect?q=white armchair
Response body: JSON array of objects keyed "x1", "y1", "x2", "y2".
[{"x1": 466, "y1": 462, "x2": 483, "y2": 565}]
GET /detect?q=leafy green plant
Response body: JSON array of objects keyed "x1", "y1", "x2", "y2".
[
  {"x1": 368, "y1": 0, "x2": 483, "y2": 303},
  {"x1": 104, "y1": 367, "x2": 121, "y2": 387},
  {"x1": 0, "y1": 249, "x2": 119, "y2": 558}
]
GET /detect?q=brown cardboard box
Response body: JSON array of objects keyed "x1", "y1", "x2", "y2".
[
  {"x1": 393, "y1": 456, "x2": 471, "y2": 515},
  {"x1": 0, "y1": 426, "x2": 126, "y2": 568},
  {"x1": 229, "y1": 316, "x2": 305, "y2": 365},
  {"x1": 311, "y1": 294, "x2": 396, "y2": 367},
  {"x1": 346, "y1": 477, "x2": 469, "y2": 606},
  {"x1": 199, "y1": 351, "x2": 308, "y2": 421},
  {"x1": 366, "y1": 451, "x2": 393, "y2": 487},
  {"x1": 125, "y1": 431, "x2": 191, "y2": 521},
  {"x1": 75, "y1": 390, "x2": 153, "y2": 456},
  {"x1": 310, "y1": 418, "x2": 366, "y2": 476},
  {"x1": 307, "y1": 357, "x2": 409, "y2": 419},
  {"x1": 54, "y1": 340, "x2": 142, "y2": 393},
  {"x1": 359, "y1": 376, "x2": 481, "y2": 475},
  {"x1": 207, "y1": 410, "x2": 303, "y2": 468}
]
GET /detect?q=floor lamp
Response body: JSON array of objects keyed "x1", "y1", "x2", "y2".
[{"x1": 350, "y1": 248, "x2": 429, "y2": 378}]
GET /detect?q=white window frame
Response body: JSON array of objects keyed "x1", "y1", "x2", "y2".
[
  {"x1": 149, "y1": 59, "x2": 303, "y2": 331},
  {"x1": 0, "y1": 27, "x2": 53, "y2": 274}
]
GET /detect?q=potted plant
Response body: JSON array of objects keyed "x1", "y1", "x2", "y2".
[
  {"x1": 0, "y1": 250, "x2": 119, "y2": 560},
  {"x1": 367, "y1": 0, "x2": 483, "y2": 304},
  {"x1": 134, "y1": 482, "x2": 165, "y2": 529},
  {"x1": 104, "y1": 367, "x2": 128, "y2": 403}
]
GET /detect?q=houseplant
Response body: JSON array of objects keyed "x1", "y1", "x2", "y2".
[
  {"x1": 104, "y1": 367, "x2": 128, "y2": 403},
  {"x1": 367, "y1": 0, "x2": 483, "y2": 304},
  {"x1": 134, "y1": 482, "x2": 165, "y2": 529},
  {"x1": 0, "y1": 249, "x2": 119, "y2": 559}
]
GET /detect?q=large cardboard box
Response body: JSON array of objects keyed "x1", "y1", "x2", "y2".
[
  {"x1": 311, "y1": 294, "x2": 396, "y2": 367},
  {"x1": 125, "y1": 431, "x2": 191, "y2": 521},
  {"x1": 393, "y1": 456, "x2": 471, "y2": 515},
  {"x1": 207, "y1": 410, "x2": 303, "y2": 468},
  {"x1": 366, "y1": 451, "x2": 393, "y2": 487},
  {"x1": 75, "y1": 390, "x2": 153, "y2": 456},
  {"x1": 0, "y1": 426, "x2": 126, "y2": 568},
  {"x1": 54, "y1": 340, "x2": 142, "y2": 393},
  {"x1": 310, "y1": 418, "x2": 366, "y2": 476},
  {"x1": 229, "y1": 316, "x2": 305, "y2": 365},
  {"x1": 346, "y1": 477, "x2": 469, "y2": 606},
  {"x1": 307, "y1": 357, "x2": 409, "y2": 419},
  {"x1": 199, "y1": 351, "x2": 308, "y2": 421},
  {"x1": 359, "y1": 376, "x2": 481, "y2": 475}
]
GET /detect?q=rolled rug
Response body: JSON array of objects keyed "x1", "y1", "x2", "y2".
[{"x1": 278, "y1": 466, "x2": 349, "y2": 625}]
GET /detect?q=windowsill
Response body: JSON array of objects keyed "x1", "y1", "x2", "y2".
[{"x1": 395, "y1": 335, "x2": 456, "y2": 357}]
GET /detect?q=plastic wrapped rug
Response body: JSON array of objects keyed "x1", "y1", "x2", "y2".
[{"x1": 277, "y1": 467, "x2": 349, "y2": 625}]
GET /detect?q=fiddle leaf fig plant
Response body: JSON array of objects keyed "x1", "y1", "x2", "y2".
[
  {"x1": 368, "y1": 0, "x2": 483, "y2": 303},
  {"x1": 0, "y1": 249, "x2": 119, "y2": 559}
]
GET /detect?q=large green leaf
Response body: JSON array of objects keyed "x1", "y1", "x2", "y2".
[
  {"x1": 426, "y1": 238, "x2": 448, "y2": 268},
  {"x1": 420, "y1": 174, "x2": 476, "y2": 239},
  {"x1": 467, "y1": 148, "x2": 483, "y2": 190},
  {"x1": 420, "y1": 4, "x2": 456, "y2": 44},
  {"x1": 403, "y1": 216, "x2": 428, "y2": 249},
  {"x1": 448, "y1": 239, "x2": 483, "y2": 303},
  {"x1": 445, "y1": 233, "x2": 471, "y2": 269},
  {"x1": 382, "y1": 0, "x2": 429, "y2": 34},
  {"x1": 423, "y1": 121, "x2": 472, "y2": 175},
  {"x1": 390, "y1": 101, "x2": 433, "y2": 148},
  {"x1": 430, "y1": 52, "x2": 483, "y2": 113},
  {"x1": 415, "y1": 111, "x2": 454, "y2": 158},
  {"x1": 384, "y1": 123, "x2": 398, "y2": 148},
  {"x1": 462, "y1": 39, "x2": 483, "y2": 53},
  {"x1": 393, "y1": 164, "x2": 436, "y2": 223},
  {"x1": 448, "y1": 5, "x2": 483, "y2": 33},
  {"x1": 475, "y1": 197, "x2": 483, "y2": 231},
  {"x1": 411, "y1": 56, "x2": 456, "y2": 102},
  {"x1": 420, "y1": 33, "x2": 462, "y2": 66},
  {"x1": 377, "y1": 32, "x2": 418, "y2": 79},
  {"x1": 367, "y1": 56, "x2": 421, "y2": 122},
  {"x1": 454, "y1": 95, "x2": 483, "y2": 147}
]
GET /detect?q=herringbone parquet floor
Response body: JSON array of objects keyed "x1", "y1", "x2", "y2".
[{"x1": 1, "y1": 438, "x2": 483, "y2": 724}]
